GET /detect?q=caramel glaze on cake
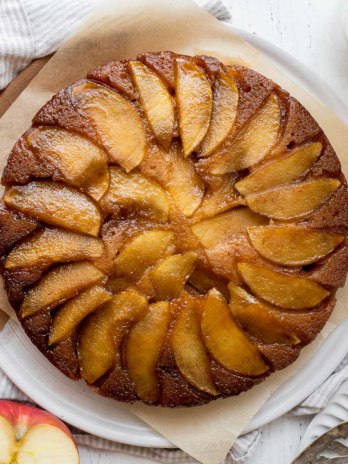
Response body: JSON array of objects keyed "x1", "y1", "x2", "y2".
[{"x1": 1, "y1": 51, "x2": 348, "y2": 407}]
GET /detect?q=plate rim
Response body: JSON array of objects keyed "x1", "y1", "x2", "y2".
[{"x1": 0, "y1": 26, "x2": 347, "y2": 448}]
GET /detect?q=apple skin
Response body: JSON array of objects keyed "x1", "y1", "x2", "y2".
[
  {"x1": 0, "y1": 401, "x2": 74, "y2": 439},
  {"x1": 0, "y1": 400, "x2": 79, "y2": 463}
]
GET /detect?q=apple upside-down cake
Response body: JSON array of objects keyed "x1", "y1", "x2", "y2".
[{"x1": 0, "y1": 52, "x2": 347, "y2": 407}]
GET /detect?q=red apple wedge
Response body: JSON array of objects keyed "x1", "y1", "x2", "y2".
[{"x1": 0, "y1": 400, "x2": 79, "y2": 463}]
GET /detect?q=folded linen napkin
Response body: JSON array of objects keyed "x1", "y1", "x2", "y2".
[{"x1": 0, "y1": 0, "x2": 347, "y2": 462}]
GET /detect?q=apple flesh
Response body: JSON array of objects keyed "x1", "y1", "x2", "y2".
[
  {"x1": 166, "y1": 142, "x2": 204, "y2": 217},
  {"x1": 192, "y1": 174, "x2": 242, "y2": 221},
  {"x1": 228, "y1": 284, "x2": 300, "y2": 345},
  {"x1": 100, "y1": 166, "x2": 169, "y2": 221},
  {"x1": 248, "y1": 225, "x2": 344, "y2": 266},
  {"x1": 175, "y1": 60, "x2": 213, "y2": 156},
  {"x1": 126, "y1": 301, "x2": 171, "y2": 402},
  {"x1": 237, "y1": 262, "x2": 330, "y2": 309},
  {"x1": 192, "y1": 207, "x2": 267, "y2": 249},
  {"x1": 71, "y1": 81, "x2": 146, "y2": 172},
  {"x1": 128, "y1": 60, "x2": 175, "y2": 149},
  {"x1": 201, "y1": 289, "x2": 268, "y2": 376},
  {"x1": 114, "y1": 229, "x2": 175, "y2": 280},
  {"x1": 199, "y1": 70, "x2": 238, "y2": 157},
  {"x1": 246, "y1": 178, "x2": 340, "y2": 220},
  {"x1": 209, "y1": 93, "x2": 280, "y2": 174},
  {"x1": 27, "y1": 126, "x2": 109, "y2": 201},
  {"x1": 78, "y1": 289, "x2": 148, "y2": 384},
  {"x1": 0, "y1": 400, "x2": 79, "y2": 463},
  {"x1": 21, "y1": 262, "x2": 105, "y2": 318},
  {"x1": 172, "y1": 295, "x2": 218, "y2": 395},
  {"x1": 5, "y1": 228, "x2": 103, "y2": 270},
  {"x1": 150, "y1": 252, "x2": 197, "y2": 300},
  {"x1": 4, "y1": 181, "x2": 102, "y2": 237},
  {"x1": 235, "y1": 142, "x2": 322, "y2": 196}
]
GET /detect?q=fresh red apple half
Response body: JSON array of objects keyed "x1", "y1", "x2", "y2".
[{"x1": 0, "y1": 400, "x2": 79, "y2": 463}]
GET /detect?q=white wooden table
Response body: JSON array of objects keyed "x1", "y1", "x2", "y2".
[{"x1": 80, "y1": 0, "x2": 348, "y2": 462}]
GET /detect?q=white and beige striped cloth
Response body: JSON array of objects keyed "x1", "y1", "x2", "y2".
[{"x1": 1, "y1": 1, "x2": 348, "y2": 462}]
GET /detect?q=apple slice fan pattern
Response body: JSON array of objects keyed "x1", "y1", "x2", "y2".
[{"x1": 0, "y1": 51, "x2": 347, "y2": 407}]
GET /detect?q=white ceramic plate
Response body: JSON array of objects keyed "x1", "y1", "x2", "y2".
[{"x1": 0, "y1": 28, "x2": 348, "y2": 448}]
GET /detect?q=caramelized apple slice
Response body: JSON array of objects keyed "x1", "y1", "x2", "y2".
[
  {"x1": 78, "y1": 290, "x2": 148, "y2": 384},
  {"x1": 21, "y1": 262, "x2": 105, "y2": 318},
  {"x1": 5, "y1": 228, "x2": 103, "y2": 269},
  {"x1": 94, "y1": 220, "x2": 141, "y2": 275},
  {"x1": 248, "y1": 225, "x2": 344, "y2": 266},
  {"x1": 199, "y1": 70, "x2": 238, "y2": 157},
  {"x1": 175, "y1": 60, "x2": 213, "y2": 156},
  {"x1": 192, "y1": 207, "x2": 267, "y2": 249},
  {"x1": 210, "y1": 94, "x2": 280, "y2": 174},
  {"x1": 114, "y1": 230, "x2": 174, "y2": 279},
  {"x1": 71, "y1": 81, "x2": 146, "y2": 172},
  {"x1": 246, "y1": 179, "x2": 341, "y2": 220},
  {"x1": 166, "y1": 142, "x2": 204, "y2": 217},
  {"x1": 100, "y1": 166, "x2": 169, "y2": 221},
  {"x1": 188, "y1": 268, "x2": 229, "y2": 300},
  {"x1": 192, "y1": 174, "x2": 242, "y2": 221},
  {"x1": 235, "y1": 142, "x2": 322, "y2": 196},
  {"x1": 49, "y1": 285, "x2": 112, "y2": 345},
  {"x1": 228, "y1": 284, "x2": 300, "y2": 345},
  {"x1": 4, "y1": 181, "x2": 101, "y2": 237},
  {"x1": 151, "y1": 252, "x2": 197, "y2": 300},
  {"x1": 27, "y1": 127, "x2": 109, "y2": 201},
  {"x1": 129, "y1": 61, "x2": 175, "y2": 149},
  {"x1": 201, "y1": 289, "x2": 268, "y2": 375},
  {"x1": 127, "y1": 301, "x2": 170, "y2": 402},
  {"x1": 106, "y1": 276, "x2": 130, "y2": 293},
  {"x1": 172, "y1": 297, "x2": 217, "y2": 395},
  {"x1": 238, "y1": 262, "x2": 330, "y2": 309}
]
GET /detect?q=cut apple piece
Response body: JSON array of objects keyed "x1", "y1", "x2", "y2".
[
  {"x1": 100, "y1": 166, "x2": 169, "y2": 221},
  {"x1": 248, "y1": 225, "x2": 344, "y2": 266},
  {"x1": 166, "y1": 142, "x2": 204, "y2": 217},
  {"x1": 71, "y1": 81, "x2": 146, "y2": 172},
  {"x1": 175, "y1": 60, "x2": 213, "y2": 156},
  {"x1": 192, "y1": 207, "x2": 267, "y2": 249},
  {"x1": 201, "y1": 289, "x2": 268, "y2": 375},
  {"x1": 78, "y1": 289, "x2": 148, "y2": 384},
  {"x1": 172, "y1": 298, "x2": 217, "y2": 395},
  {"x1": 0, "y1": 401, "x2": 79, "y2": 464},
  {"x1": 21, "y1": 262, "x2": 105, "y2": 318},
  {"x1": 238, "y1": 262, "x2": 330, "y2": 309},
  {"x1": 17, "y1": 424, "x2": 79, "y2": 464},
  {"x1": 129, "y1": 60, "x2": 175, "y2": 149},
  {"x1": 127, "y1": 301, "x2": 171, "y2": 402},
  {"x1": 0, "y1": 415, "x2": 15, "y2": 463},
  {"x1": 210, "y1": 94, "x2": 280, "y2": 174},
  {"x1": 5, "y1": 228, "x2": 103, "y2": 269},
  {"x1": 27, "y1": 126, "x2": 109, "y2": 201},
  {"x1": 193, "y1": 174, "x2": 242, "y2": 221},
  {"x1": 246, "y1": 178, "x2": 341, "y2": 220},
  {"x1": 228, "y1": 284, "x2": 300, "y2": 345},
  {"x1": 188, "y1": 268, "x2": 229, "y2": 300},
  {"x1": 151, "y1": 252, "x2": 197, "y2": 300},
  {"x1": 114, "y1": 230, "x2": 174, "y2": 280},
  {"x1": 4, "y1": 181, "x2": 101, "y2": 237},
  {"x1": 235, "y1": 142, "x2": 322, "y2": 196},
  {"x1": 106, "y1": 276, "x2": 129, "y2": 293},
  {"x1": 49, "y1": 285, "x2": 112, "y2": 345},
  {"x1": 199, "y1": 70, "x2": 238, "y2": 157},
  {"x1": 94, "y1": 220, "x2": 142, "y2": 275}
]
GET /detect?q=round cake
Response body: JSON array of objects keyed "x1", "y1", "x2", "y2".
[{"x1": 1, "y1": 51, "x2": 347, "y2": 407}]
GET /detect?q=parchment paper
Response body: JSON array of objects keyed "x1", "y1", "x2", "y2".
[{"x1": 0, "y1": 1, "x2": 348, "y2": 463}]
